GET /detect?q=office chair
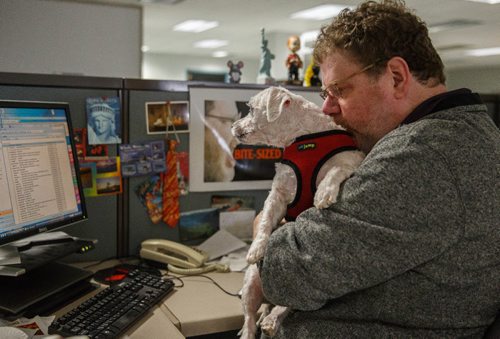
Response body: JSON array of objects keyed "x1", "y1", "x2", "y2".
[{"x1": 483, "y1": 311, "x2": 500, "y2": 339}]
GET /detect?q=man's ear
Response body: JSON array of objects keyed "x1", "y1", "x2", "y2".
[
  {"x1": 386, "y1": 57, "x2": 410, "y2": 99},
  {"x1": 266, "y1": 87, "x2": 291, "y2": 122}
]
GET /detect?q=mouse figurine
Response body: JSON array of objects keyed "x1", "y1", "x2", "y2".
[{"x1": 226, "y1": 60, "x2": 244, "y2": 84}]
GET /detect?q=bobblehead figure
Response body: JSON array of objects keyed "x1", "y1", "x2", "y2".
[{"x1": 285, "y1": 35, "x2": 303, "y2": 84}]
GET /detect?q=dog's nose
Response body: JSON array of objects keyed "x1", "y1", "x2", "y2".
[{"x1": 231, "y1": 124, "x2": 240, "y2": 137}]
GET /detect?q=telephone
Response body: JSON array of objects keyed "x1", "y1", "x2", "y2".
[{"x1": 139, "y1": 239, "x2": 229, "y2": 275}]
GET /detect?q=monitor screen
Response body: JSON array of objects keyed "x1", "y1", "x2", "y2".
[{"x1": 0, "y1": 100, "x2": 87, "y2": 247}]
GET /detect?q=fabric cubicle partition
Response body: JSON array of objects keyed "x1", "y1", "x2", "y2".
[
  {"x1": 2, "y1": 72, "x2": 498, "y2": 261},
  {"x1": 0, "y1": 72, "x2": 123, "y2": 261}
]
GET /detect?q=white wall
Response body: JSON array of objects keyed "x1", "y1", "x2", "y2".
[
  {"x1": 0, "y1": 0, "x2": 141, "y2": 78},
  {"x1": 142, "y1": 31, "x2": 308, "y2": 84},
  {"x1": 142, "y1": 51, "x2": 500, "y2": 92},
  {"x1": 446, "y1": 66, "x2": 500, "y2": 94},
  {"x1": 267, "y1": 31, "x2": 300, "y2": 82},
  {"x1": 142, "y1": 52, "x2": 260, "y2": 83},
  {"x1": 2, "y1": 0, "x2": 500, "y2": 95}
]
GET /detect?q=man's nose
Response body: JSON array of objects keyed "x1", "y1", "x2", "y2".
[{"x1": 322, "y1": 96, "x2": 340, "y2": 115}]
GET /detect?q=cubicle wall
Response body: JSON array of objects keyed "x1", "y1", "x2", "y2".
[
  {"x1": 0, "y1": 72, "x2": 122, "y2": 261},
  {"x1": 123, "y1": 80, "x2": 272, "y2": 256},
  {"x1": 1, "y1": 72, "x2": 499, "y2": 262},
  {"x1": 0, "y1": 73, "x2": 273, "y2": 261}
]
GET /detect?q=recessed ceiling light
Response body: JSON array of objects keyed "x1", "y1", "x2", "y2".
[
  {"x1": 465, "y1": 47, "x2": 500, "y2": 57},
  {"x1": 139, "y1": 0, "x2": 184, "y2": 4},
  {"x1": 212, "y1": 51, "x2": 228, "y2": 58},
  {"x1": 465, "y1": 0, "x2": 500, "y2": 4},
  {"x1": 290, "y1": 4, "x2": 351, "y2": 21},
  {"x1": 436, "y1": 44, "x2": 470, "y2": 52},
  {"x1": 173, "y1": 20, "x2": 219, "y2": 33},
  {"x1": 193, "y1": 39, "x2": 228, "y2": 49},
  {"x1": 428, "y1": 19, "x2": 481, "y2": 33}
]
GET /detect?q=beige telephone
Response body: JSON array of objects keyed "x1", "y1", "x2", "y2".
[{"x1": 139, "y1": 239, "x2": 229, "y2": 275}]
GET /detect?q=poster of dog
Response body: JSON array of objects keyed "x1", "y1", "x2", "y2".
[{"x1": 189, "y1": 86, "x2": 323, "y2": 192}]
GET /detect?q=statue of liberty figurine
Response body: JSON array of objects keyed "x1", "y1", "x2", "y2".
[{"x1": 257, "y1": 28, "x2": 275, "y2": 84}]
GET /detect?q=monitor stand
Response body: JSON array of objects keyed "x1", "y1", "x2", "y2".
[
  {"x1": 0, "y1": 235, "x2": 98, "y2": 317},
  {"x1": 0, "y1": 234, "x2": 96, "y2": 276},
  {"x1": 0, "y1": 261, "x2": 94, "y2": 317}
]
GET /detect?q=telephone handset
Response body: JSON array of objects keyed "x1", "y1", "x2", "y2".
[{"x1": 139, "y1": 239, "x2": 229, "y2": 275}]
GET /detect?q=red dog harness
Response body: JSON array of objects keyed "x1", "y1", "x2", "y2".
[{"x1": 281, "y1": 130, "x2": 358, "y2": 221}]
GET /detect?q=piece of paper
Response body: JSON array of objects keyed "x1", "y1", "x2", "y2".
[
  {"x1": 0, "y1": 327, "x2": 28, "y2": 339},
  {"x1": 219, "y1": 210, "x2": 256, "y2": 241},
  {"x1": 197, "y1": 229, "x2": 247, "y2": 261},
  {"x1": 7, "y1": 314, "x2": 55, "y2": 336},
  {"x1": 218, "y1": 246, "x2": 250, "y2": 272}
]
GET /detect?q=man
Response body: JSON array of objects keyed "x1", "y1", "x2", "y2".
[{"x1": 258, "y1": 1, "x2": 500, "y2": 338}]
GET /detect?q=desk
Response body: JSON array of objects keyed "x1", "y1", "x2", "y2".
[
  {"x1": 162, "y1": 272, "x2": 244, "y2": 337},
  {"x1": 62, "y1": 259, "x2": 245, "y2": 338}
]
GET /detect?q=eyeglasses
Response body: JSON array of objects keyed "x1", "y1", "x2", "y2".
[{"x1": 319, "y1": 62, "x2": 378, "y2": 100}]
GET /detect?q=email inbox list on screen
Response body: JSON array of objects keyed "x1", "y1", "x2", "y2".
[{"x1": 0, "y1": 100, "x2": 87, "y2": 249}]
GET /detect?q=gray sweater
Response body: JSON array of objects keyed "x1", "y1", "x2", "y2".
[{"x1": 260, "y1": 102, "x2": 500, "y2": 338}]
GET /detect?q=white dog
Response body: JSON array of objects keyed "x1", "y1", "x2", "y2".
[{"x1": 231, "y1": 87, "x2": 364, "y2": 338}]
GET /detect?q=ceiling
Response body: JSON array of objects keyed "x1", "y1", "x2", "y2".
[{"x1": 69, "y1": 0, "x2": 500, "y2": 70}]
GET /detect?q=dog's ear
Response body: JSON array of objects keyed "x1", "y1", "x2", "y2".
[{"x1": 266, "y1": 87, "x2": 291, "y2": 122}]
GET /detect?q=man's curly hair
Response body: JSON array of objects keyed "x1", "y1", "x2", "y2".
[{"x1": 313, "y1": 0, "x2": 445, "y2": 85}]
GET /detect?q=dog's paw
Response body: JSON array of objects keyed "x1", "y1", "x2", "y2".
[
  {"x1": 246, "y1": 236, "x2": 268, "y2": 264},
  {"x1": 260, "y1": 315, "x2": 279, "y2": 337},
  {"x1": 256, "y1": 304, "x2": 272, "y2": 327},
  {"x1": 239, "y1": 318, "x2": 258, "y2": 339},
  {"x1": 314, "y1": 181, "x2": 340, "y2": 209},
  {"x1": 238, "y1": 327, "x2": 256, "y2": 339},
  {"x1": 246, "y1": 244, "x2": 265, "y2": 264}
]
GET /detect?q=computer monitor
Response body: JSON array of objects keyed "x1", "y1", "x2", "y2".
[{"x1": 0, "y1": 100, "x2": 87, "y2": 248}]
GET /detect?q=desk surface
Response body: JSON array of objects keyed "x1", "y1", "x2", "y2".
[
  {"x1": 65, "y1": 259, "x2": 245, "y2": 338},
  {"x1": 163, "y1": 272, "x2": 244, "y2": 337}
]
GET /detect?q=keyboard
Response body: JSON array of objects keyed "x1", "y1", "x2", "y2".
[{"x1": 49, "y1": 265, "x2": 174, "y2": 338}]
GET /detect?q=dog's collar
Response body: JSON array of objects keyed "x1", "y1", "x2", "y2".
[{"x1": 287, "y1": 130, "x2": 353, "y2": 146}]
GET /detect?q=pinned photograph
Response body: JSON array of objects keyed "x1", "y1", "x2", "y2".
[
  {"x1": 179, "y1": 208, "x2": 220, "y2": 245},
  {"x1": 96, "y1": 176, "x2": 122, "y2": 195},
  {"x1": 73, "y1": 128, "x2": 86, "y2": 158},
  {"x1": 86, "y1": 97, "x2": 122, "y2": 145},
  {"x1": 119, "y1": 141, "x2": 166, "y2": 177},
  {"x1": 79, "y1": 162, "x2": 97, "y2": 196},
  {"x1": 74, "y1": 127, "x2": 109, "y2": 159},
  {"x1": 136, "y1": 175, "x2": 163, "y2": 224},
  {"x1": 146, "y1": 101, "x2": 189, "y2": 134},
  {"x1": 79, "y1": 157, "x2": 122, "y2": 197},
  {"x1": 86, "y1": 143, "x2": 108, "y2": 159}
]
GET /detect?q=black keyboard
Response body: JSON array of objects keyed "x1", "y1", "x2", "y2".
[{"x1": 49, "y1": 265, "x2": 174, "y2": 338}]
